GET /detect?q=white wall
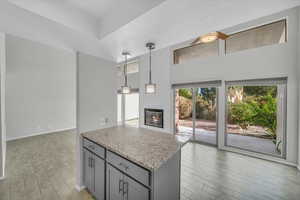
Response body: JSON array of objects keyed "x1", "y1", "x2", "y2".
[
  {"x1": 138, "y1": 8, "x2": 300, "y2": 165},
  {"x1": 139, "y1": 48, "x2": 172, "y2": 133},
  {"x1": 77, "y1": 53, "x2": 117, "y2": 133},
  {"x1": 0, "y1": 33, "x2": 6, "y2": 178},
  {"x1": 5, "y1": 35, "x2": 76, "y2": 140},
  {"x1": 76, "y1": 52, "x2": 117, "y2": 188}
]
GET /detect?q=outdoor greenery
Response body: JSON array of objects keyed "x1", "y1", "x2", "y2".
[
  {"x1": 179, "y1": 86, "x2": 278, "y2": 138},
  {"x1": 179, "y1": 88, "x2": 192, "y2": 99},
  {"x1": 178, "y1": 85, "x2": 280, "y2": 152},
  {"x1": 229, "y1": 94, "x2": 277, "y2": 137}
]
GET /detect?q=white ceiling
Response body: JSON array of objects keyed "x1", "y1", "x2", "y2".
[
  {"x1": 1, "y1": 0, "x2": 300, "y2": 62},
  {"x1": 7, "y1": 0, "x2": 166, "y2": 37}
]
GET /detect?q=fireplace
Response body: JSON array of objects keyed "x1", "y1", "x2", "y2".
[{"x1": 144, "y1": 108, "x2": 163, "y2": 128}]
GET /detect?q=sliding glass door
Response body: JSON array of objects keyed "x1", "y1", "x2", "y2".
[
  {"x1": 174, "y1": 81, "x2": 220, "y2": 145},
  {"x1": 174, "y1": 78, "x2": 287, "y2": 158},
  {"x1": 225, "y1": 78, "x2": 287, "y2": 157}
]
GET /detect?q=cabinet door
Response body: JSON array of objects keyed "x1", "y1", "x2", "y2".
[
  {"x1": 93, "y1": 155, "x2": 105, "y2": 200},
  {"x1": 123, "y1": 176, "x2": 149, "y2": 200},
  {"x1": 106, "y1": 164, "x2": 124, "y2": 200},
  {"x1": 83, "y1": 149, "x2": 93, "y2": 192}
]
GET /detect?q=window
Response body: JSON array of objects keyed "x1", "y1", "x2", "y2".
[
  {"x1": 225, "y1": 19, "x2": 286, "y2": 54},
  {"x1": 117, "y1": 61, "x2": 139, "y2": 76},
  {"x1": 225, "y1": 78, "x2": 287, "y2": 157},
  {"x1": 173, "y1": 40, "x2": 218, "y2": 64}
]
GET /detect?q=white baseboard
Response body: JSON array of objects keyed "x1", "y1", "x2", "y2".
[
  {"x1": 6, "y1": 127, "x2": 76, "y2": 141},
  {"x1": 75, "y1": 184, "x2": 86, "y2": 192}
]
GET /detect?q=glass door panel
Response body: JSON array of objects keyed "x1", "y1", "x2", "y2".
[
  {"x1": 175, "y1": 88, "x2": 193, "y2": 136},
  {"x1": 194, "y1": 87, "x2": 217, "y2": 145}
]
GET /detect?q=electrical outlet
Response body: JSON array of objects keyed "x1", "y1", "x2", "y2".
[{"x1": 100, "y1": 117, "x2": 109, "y2": 126}]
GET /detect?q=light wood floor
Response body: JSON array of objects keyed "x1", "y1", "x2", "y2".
[{"x1": 0, "y1": 130, "x2": 299, "y2": 200}]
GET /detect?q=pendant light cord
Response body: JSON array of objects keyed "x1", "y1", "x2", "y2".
[
  {"x1": 124, "y1": 54, "x2": 128, "y2": 87},
  {"x1": 149, "y1": 47, "x2": 152, "y2": 84}
]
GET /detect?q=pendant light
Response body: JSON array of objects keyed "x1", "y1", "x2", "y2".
[
  {"x1": 145, "y1": 42, "x2": 156, "y2": 94},
  {"x1": 121, "y1": 52, "x2": 131, "y2": 94},
  {"x1": 192, "y1": 31, "x2": 228, "y2": 45}
]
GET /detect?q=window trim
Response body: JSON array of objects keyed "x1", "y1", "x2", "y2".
[
  {"x1": 117, "y1": 59, "x2": 139, "y2": 75},
  {"x1": 225, "y1": 19, "x2": 287, "y2": 54}
]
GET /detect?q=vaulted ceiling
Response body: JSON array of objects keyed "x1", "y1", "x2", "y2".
[{"x1": 1, "y1": 0, "x2": 300, "y2": 62}]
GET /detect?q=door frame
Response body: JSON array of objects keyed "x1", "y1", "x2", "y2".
[
  {"x1": 223, "y1": 79, "x2": 288, "y2": 159},
  {"x1": 118, "y1": 89, "x2": 140, "y2": 126}
]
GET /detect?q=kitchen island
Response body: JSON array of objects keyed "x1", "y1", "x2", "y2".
[{"x1": 81, "y1": 126, "x2": 187, "y2": 200}]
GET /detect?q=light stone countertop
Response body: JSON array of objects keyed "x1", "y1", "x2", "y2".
[{"x1": 81, "y1": 126, "x2": 190, "y2": 170}]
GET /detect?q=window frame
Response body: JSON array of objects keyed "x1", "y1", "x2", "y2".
[
  {"x1": 224, "y1": 77, "x2": 287, "y2": 158},
  {"x1": 117, "y1": 60, "x2": 139, "y2": 76},
  {"x1": 224, "y1": 19, "x2": 287, "y2": 54},
  {"x1": 173, "y1": 39, "x2": 219, "y2": 65}
]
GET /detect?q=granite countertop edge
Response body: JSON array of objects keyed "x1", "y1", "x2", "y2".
[
  {"x1": 81, "y1": 127, "x2": 189, "y2": 171},
  {"x1": 82, "y1": 135, "x2": 182, "y2": 170}
]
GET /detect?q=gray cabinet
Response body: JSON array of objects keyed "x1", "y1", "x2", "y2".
[
  {"x1": 94, "y1": 155, "x2": 105, "y2": 200},
  {"x1": 123, "y1": 175, "x2": 149, "y2": 200},
  {"x1": 107, "y1": 164, "x2": 124, "y2": 200},
  {"x1": 83, "y1": 148, "x2": 93, "y2": 192},
  {"x1": 106, "y1": 164, "x2": 149, "y2": 200},
  {"x1": 82, "y1": 137, "x2": 181, "y2": 200},
  {"x1": 83, "y1": 148, "x2": 105, "y2": 200}
]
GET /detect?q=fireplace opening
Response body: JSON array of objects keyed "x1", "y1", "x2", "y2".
[{"x1": 144, "y1": 108, "x2": 163, "y2": 128}]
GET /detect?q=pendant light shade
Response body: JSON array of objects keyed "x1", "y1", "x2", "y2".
[
  {"x1": 121, "y1": 86, "x2": 131, "y2": 94},
  {"x1": 145, "y1": 83, "x2": 156, "y2": 94},
  {"x1": 121, "y1": 52, "x2": 131, "y2": 94},
  {"x1": 145, "y1": 42, "x2": 156, "y2": 94}
]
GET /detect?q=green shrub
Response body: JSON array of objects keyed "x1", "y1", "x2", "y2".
[
  {"x1": 229, "y1": 95, "x2": 277, "y2": 137},
  {"x1": 179, "y1": 88, "x2": 192, "y2": 99}
]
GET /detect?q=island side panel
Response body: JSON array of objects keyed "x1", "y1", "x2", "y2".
[{"x1": 153, "y1": 150, "x2": 181, "y2": 200}]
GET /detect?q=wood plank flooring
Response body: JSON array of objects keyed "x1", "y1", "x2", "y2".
[
  {"x1": 0, "y1": 130, "x2": 299, "y2": 200},
  {"x1": 181, "y1": 143, "x2": 300, "y2": 200}
]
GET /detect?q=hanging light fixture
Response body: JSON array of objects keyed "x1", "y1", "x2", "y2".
[
  {"x1": 121, "y1": 52, "x2": 131, "y2": 94},
  {"x1": 145, "y1": 42, "x2": 156, "y2": 94},
  {"x1": 192, "y1": 31, "x2": 228, "y2": 45}
]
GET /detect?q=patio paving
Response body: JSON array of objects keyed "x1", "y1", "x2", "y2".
[{"x1": 178, "y1": 126, "x2": 280, "y2": 156}]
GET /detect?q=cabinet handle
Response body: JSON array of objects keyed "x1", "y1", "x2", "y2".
[
  {"x1": 119, "y1": 179, "x2": 124, "y2": 193},
  {"x1": 91, "y1": 158, "x2": 94, "y2": 168},
  {"x1": 88, "y1": 157, "x2": 92, "y2": 168},
  {"x1": 123, "y1": 181, "x2": 128, "y2": 199}
]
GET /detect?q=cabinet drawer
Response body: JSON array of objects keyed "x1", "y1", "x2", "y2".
[
  {"x1": 107, "y1": 151, "x2": 150, "y2": 186},
  {"x1": 83, "y1": 138, "x2": 105, "y2": 159}
]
